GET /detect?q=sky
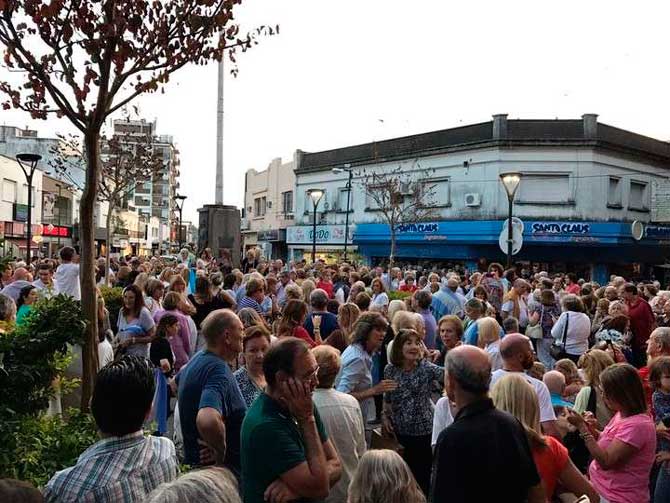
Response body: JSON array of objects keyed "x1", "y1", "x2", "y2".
[{"x1": 2, "y1": 0, "x2": 670, "y2": 225}]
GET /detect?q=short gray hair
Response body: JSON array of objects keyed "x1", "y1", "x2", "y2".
[
  {"x1": 0, "y1": 293, "x2": 16, "y2": 322},
  {"x1": 146, "y1": 467, "x2": 240, "y2": 503},
  {"x1": 445, "y1": 349, "x2": 491, "y2": 395},
  {"x1": 310, "y1": 288, "x2": 329, "y2": 309}
]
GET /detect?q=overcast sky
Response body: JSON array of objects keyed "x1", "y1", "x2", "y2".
[{"x1": 2, "y1": 0, "x2": 670, "y2": 224}]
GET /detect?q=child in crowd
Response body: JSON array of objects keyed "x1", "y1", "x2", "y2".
[{"x1": 650, "y1": 356, "x2": 670, "y2": 502}]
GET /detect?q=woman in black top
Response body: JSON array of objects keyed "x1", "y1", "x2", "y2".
[
  {"x1": 150, "y1": 314, "x2": 179, "y2": 422},
  {"x1": 187, "y1": 276, "x2": 235, "y2": 329}
]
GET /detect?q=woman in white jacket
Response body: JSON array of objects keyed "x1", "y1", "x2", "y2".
[{"x1": 550, "y1": 294, "x2": 591, "y2": 365}]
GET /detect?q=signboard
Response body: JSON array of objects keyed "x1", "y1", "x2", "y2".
[
  {"x1": 645, "y1": 224, "x2": 670, "y2": 239},
  {"x1": 530, "y1": 222, "x2": 591, "y2": 235},
  {"x1": 13, "y1": 203, "x2": 28, "y2": 222},
  {"x1": 286, "y1": 225, "x2": 355, "y2": 245},
  {"x1": 397, "y1": 223, "x2": 439, "y2": 234},
  {"x1": 41, "y1": 225, "x2": 71, "y2": 238},
  {"x1": 42, "y1": 192, "x2": 56, "y2": 220},
  {"x1": 257, "y1": 229, "x2": 286, "y2": 242}
]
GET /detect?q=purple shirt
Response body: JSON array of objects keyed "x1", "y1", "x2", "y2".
[
  {"x1": 419, "y1": 308, "x2": 438, "y2": 349},
  {"x1": 154, "y1": 309, "x2": 191, "y2": 371}
]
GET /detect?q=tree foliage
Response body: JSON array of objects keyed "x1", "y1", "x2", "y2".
[{"x1": 360, "y1": 162, "x2": 438, "y2": 267}]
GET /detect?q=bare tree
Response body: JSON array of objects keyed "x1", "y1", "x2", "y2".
[{"x1": 360, "y1": 164, "x2": 438, "y2": 268}]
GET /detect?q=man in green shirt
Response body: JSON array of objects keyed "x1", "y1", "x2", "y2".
[{"x1": 241, "y1": 338, "x2": 342, "y2": 503}]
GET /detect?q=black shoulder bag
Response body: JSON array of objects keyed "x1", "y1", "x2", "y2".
[{"x1": 549, "y1": 313, "x2": 569, "y2": 361}]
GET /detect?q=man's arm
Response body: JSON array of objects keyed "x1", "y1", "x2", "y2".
[
  {"x1": 322, "y1": 438, "x2": 342, "y2": 487},
  {"x1": 196, "y1": 407, "x2": 226, "y2": 465}
]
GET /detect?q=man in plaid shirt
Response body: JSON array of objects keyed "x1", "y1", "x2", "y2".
[{"x1": 44, "y1": 356, "x2": 178, "y2": 502}]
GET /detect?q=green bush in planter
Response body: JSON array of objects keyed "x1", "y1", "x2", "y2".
[
  {"x1": 100, "y1": 285, "x2": 124, "y2": 333},
  {"x1": 388, "y1": 290, "x2": 413, "y2": 301}
]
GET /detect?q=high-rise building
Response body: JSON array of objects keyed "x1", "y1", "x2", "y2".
[{"x1": 112, "y1": 119, "x2": 180, "y2": 253}]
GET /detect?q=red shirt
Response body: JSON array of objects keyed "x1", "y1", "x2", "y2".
[
  {"x1": 639, "y1": 366, "x2": 653, "y2": 415},
  {"x1": 626, "y1": 298, "x2": 655, "y2": 350},
  {"x1": 399, "y1": 284, "x2": 417, "y2": 292},
  {"x1": 316, "y1": 280, "x2": 334, "y2": 299},
  {"x1": 565, "y1": 283, "x2": 581, "y2": 295},
  {"x1": 532, "y1": 435, "x2": 569, "y2": 499},
  {"x1": 292, "y1": 326, "x2": 317, "y2": 348}
]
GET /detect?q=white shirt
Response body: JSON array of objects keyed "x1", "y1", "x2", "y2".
[
  {"x1": 98, "y1": 339, "x2": 114, "y2": 368},
  {"x1": 431, "y1": 396, "x2": 455, "y2": 447},
  {"x1": 313, "y1": 388, "x2": 366, "y2": 503},
  {"x1": 501, "y1": 297, "x2": 529, "y2": 327},
  {"x1": 54, "y1": 263, "x2": 81, "y2": 300},
  {"x1": 485, "y1": 340, "x2": 504, "y2": 371},
  {"x1": 490, "y1": 369, "x2": 557, "y2": 423},
  {"x1": 550, "y1": 311, "x2": 590, "y2": 356}
]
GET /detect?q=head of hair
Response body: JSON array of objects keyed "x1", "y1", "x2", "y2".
[
  {"x1": 391, "y1": 310, "x2": 420, "y2": 334},
  {"x1": 445, "y1": 347, "x2": 491, "y2": 395},
  {"x1": 561, "y1": 294, "x2": 584, "y2": 313},
  {"x1": 465, "y1": 297, "x2": 485, "y2": 315},
  {"x1": 437, "y1": 315, "x2": 464, "y2": 339},
  {"x1": 310, "y1": 288, "x2": 329, "y2": 310},
  {"x1": 0, "y1": 479, "x2": 43, "y2": 503},
  {"x1": 387, "y1": 299, "x2": 407, "y2": 323},
  {"x1": 577, "y1": 349, "x2": 615, "y2": 387},
  {"x1": 156, "y1": 314, "x2": 179, "y2": 339},
  {"x1": 168, "y1": 274, "x2": 186, "y2": 292},
  {"x1": 201, "y1": 310, "x2": 239, "y2": 347},
  {"x1": 312, "y1": 345, "x2": 341, "y2": 389},
  {"x1": 491, "y1": 373, "x2": 546, "y2": 448},
  {"x1": 245, "y1": 277, "x2": 265, "y2": 297},
  {"x1": 145, "y1": 467, "x2": 241, "y2": 503},
  {"x1": 351, "y1": 312, "x2": 388, "y2": 346},
  {"x1": 263, "y1": 337, "x2": 310, "y2": 388},
  {"x1": 301, "y1": 279, "x2": 316, "y2": 301},
  {"x1": 354, "y1": 291, "x2": 371, "y2": 311},
  {"x1": 542, "y1": 370, "x2": 566, "y2": 395},
  {"x1": 540, "y1": 289, "x2": 556, "y2": 306},
  {"x1": 371, "y1": 277, "x2": 386, "y2": 292},
  {"x1": 122, "y1": 284, "x2": 145, "y2": 316},
  {"x1": 60, "y1": 246, "x2": 75, "y2": 261},
  {"x1": 16, "y1": 284, "x2": 36, "y2": 308},
  {"x1": 473, "y1": 285, "x2": 488, "y2": 300},
  {"x1": 237, "y1": 307, "x2": 265, "y2": 329},
  {"x1": 195, "y1": 276, "x2": 213, "y2": 301},
  {"x1": 337, "y1": 303, "x2": 361, "y2": 343},
  {"x1": 650, "y1": 327, "x2": 670, "y2": 355},
  {"x1": 162, "y1": 291, "x2": 182, "y2": 311},
  {"x1": 623, "y1": 283, "x2": 638, "y2": 295},
  {"x1": 0, "y1": 293, "x2": 16, "y2": 322},
  {"x1": 477, "y1": 317, "x2": 502, "y2": 347},
  {"x1": 501, "y1": 316, "x2": 519, "y2": 334},
  {"x1": 348, "y1": 450, "x2": 426, "y2": 503},
  {"x1": 554, "y1": 358, "x2": 580, "y2": 382},
  {"x1": 649, "y1": 356, "x2": 670, "y2": 390},
  {"x1": 145, "y1": 278, "x2": 165, "y2": 299},
  {"x1": 223, "y1": 273, "x2": 237, "y2": 290},
  {"x1": 389, "y1": 329, "x2": 422, "y2": 367},
  {"x1": 603, "y1": 314, "x2": 629, "y2": 333},
  {"x1": 243, "y1": 324, "x2": 272, "y2": 352},
  {"x1": 600, "y1": 363, "x2": 647, "y2": 415},
  {"x1": 91, "y1": 355, "x2": 155, "y2": 436},
  {"x1": 278, "y1": 299, "x2": 308, "y2": 338},
  {"x1": 414, "y1": 289, "x2": 432, "y2": 310}
]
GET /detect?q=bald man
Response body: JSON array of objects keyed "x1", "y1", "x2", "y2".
[
  {"x1": 0, "y1": 267, "x2": 34, "y2": 302},
  {"x1": 432, "y1": 345, "x2": 544, "y2": 503},
  {"x1": 490, "y1": 333, "x2": 559, "y2": 437}
]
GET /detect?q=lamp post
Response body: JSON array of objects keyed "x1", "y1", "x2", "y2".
[
  {"x1": 499, "y1": 172, "x2": 522, "y2": 269},
  {"x1": 332, "y1": 164, "x2": 353, "y2": 263},
  {"x1": 55, "y1": 182, "x2": 63, "y2": 252},
  {"x1": 16, "y1": 153, "x2": 41, "y2": 263},
  {"x1": 174, "y1": 194, "x2": 187, "y2": 250},
  {"x1": 307, "y1": 189, "x2": 324, "y2": 263}
]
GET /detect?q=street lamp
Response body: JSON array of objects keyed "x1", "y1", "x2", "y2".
[
  {"x1": 174, "y1": 194, "x2": 187, "y2": 250},
  {"x1": 499, "y1": 172, "x2": 522, "y2": 269},
  {"x1": 308, "y1": 189, "x2": 324, "y2": 263},
  {"x1": 332, "y1": 163, "x2": 353, "y2": 263},
  {"x1": 16, "y1": 153, "x2": 41, "y2": 263},
  {"x1": 55, "y1": 182, "x2": 63, "y2": 252}
]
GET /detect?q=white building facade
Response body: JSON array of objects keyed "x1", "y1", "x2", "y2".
[{"x1": 293, "y1": 114, "x2": 670, "y2": 283}]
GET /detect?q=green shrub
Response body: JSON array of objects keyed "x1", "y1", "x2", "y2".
[
  {"x1": 1, "y1": 408, "x2": 98, "y2": 488},
  {"x1": 100, "y1": 285, "x2": 123, "y2": 333}
]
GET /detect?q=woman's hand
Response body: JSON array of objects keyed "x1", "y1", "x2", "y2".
[
  {"x1": 373, "y1": 379, "x2": 398, "y2": 395},
  {"x1": 656, "y1": 451, "x2": 670, "y2": 464},
  {"x1": 567, "y1": 409, "x2": 586, "y2": 429},
  {"x1": 382, "y1": 414, "x2": 395, "y2": 438}
]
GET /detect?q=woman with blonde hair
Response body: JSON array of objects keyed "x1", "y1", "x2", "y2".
[
  {"x1": 301, "y1": 279, "x2": 316, "y2": 308},
  {"x1": 574, "y1": 349, "x2": 615, "y2": 428},
  {"x1": 491, "y1": 374, "x2": 598, "y2": 503},
  {"x1": 476, "y1": 317, "x2": 503, "y2": 370},
  {"x1": 325, "y1": 303, "x2": 361, "y2": 352},
  {"x1": 348, "y1": 449, "x2": 425, "y2": 503},
  {"x1": 387, "y1": 299, "x2": 407, "y2": 324}
]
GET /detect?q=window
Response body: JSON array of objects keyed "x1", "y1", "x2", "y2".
[
  {"x1": 261, "y1": 196, "x2": 267, "y2": 216},
  {"x1": 607, "y1": 177, "x2": 622, "y2": 207},
  {"x1": 629, "y1": 180, "x2": 648, "y2": 210},
  {"x1": 3, "y1": 179, "x2": 16, "y2": 203},
  {"x1": 337, "y1": 187, "x2": 352, "y2": 212},
  {"x1": 365, "y1": 185, "x2": 383, "y2": 210},
  {"x1": 282, "y1": 191, "x2": 293, "y2": 214},
  {"x1": 254, "y1": 197, "x2": 267, "y2": 217},
  {"x1": 420, "y1": 177, "x2": 450, "y2": 207},
  {"x1": 517, "y1": 173, "x2": 571, "y2": 204}
]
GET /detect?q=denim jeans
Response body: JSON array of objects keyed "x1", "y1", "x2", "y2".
[{"x1": 655, "y1": 462, "x2": 670, "y2": 503}]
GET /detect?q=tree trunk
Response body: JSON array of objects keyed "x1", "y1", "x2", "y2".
[
  {"x1": 80, "y1": 130, "x2": 101, "y2": 412},
  {"x1": 389, "y1": 227, "x2": 396, "y2": 269},
  {"x1": 105, "y1": 205, "x2": 113, "y2": 287}
]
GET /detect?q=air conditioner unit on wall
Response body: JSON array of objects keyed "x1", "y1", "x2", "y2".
[{"x1": 465, "y1": 193, "x2": 481, "y2": 207}]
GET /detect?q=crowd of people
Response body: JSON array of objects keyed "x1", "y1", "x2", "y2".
[{"x1": 2, "y1": 247, "x2": 670, "y2": 502}]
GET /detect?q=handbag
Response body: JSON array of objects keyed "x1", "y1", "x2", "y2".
[
  {"x1": 525, "y1": 306, "x2": 544, "y2": 340},
  {"x1": 550, "y1": 312, "x2": 569, "y2": 361},
  {"x1": 370, "y1": 427, "x2": 404, "y2": 455}
]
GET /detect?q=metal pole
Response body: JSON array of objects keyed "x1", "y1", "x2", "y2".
[
  {"x1": 26, "y1": 171, "x2": 33, "y2": 263},
  {"x1": 507, "y1": 197, "x2": 513, "y2": 269},
  {"x1": 343, "y1": 170, "x2": 352, "y2": 263},
  {"x1": 312, "y1": 200, "x2": 317, "y2": 263},
  {"x1": 57, "y1": 184, "x2": 62, "y2": 252},
  {"x1": 178, "y1": 207, "x2": 183, "y2": 250}
]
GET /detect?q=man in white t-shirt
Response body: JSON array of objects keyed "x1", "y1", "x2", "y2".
[
  {"x1": 490, "y1": 333, "x2": 559, "y2": 438},
  {"x1": 54, "y1": 246, "x2": 81, "y2": 301}
]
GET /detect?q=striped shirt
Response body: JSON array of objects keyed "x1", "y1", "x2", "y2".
[
  {"x1": 238, "y1": 296, "x2": 264, "y2": 315},
  {"x1": 44, "y1": 432, "x2": 178, "y2": 503}
]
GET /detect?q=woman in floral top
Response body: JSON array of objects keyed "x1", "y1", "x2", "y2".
[
  {"x1": 234, "y1": 325, "x2": 271, "y2": 408},
  {"x1": 383, "y1": 329, "x2": 444, "y2": 495}
]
